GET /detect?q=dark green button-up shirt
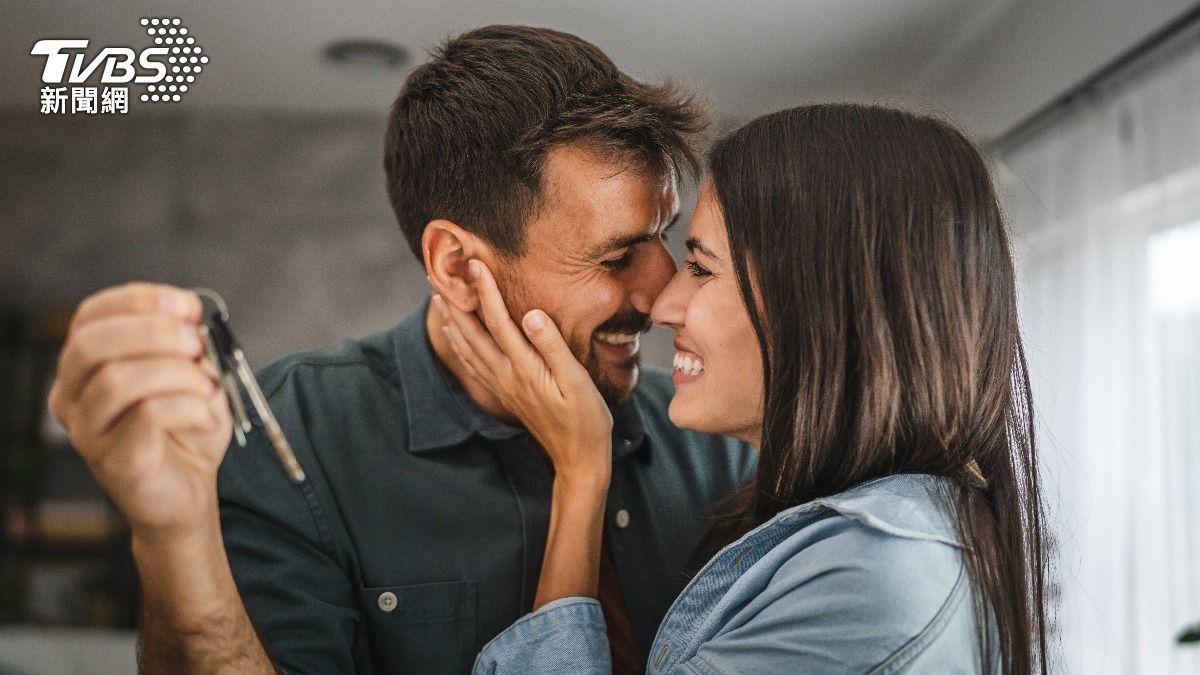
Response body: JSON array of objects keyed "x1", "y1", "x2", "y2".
[{"x1": 216, "y1": 299, "x2": 756, "y2": 674}]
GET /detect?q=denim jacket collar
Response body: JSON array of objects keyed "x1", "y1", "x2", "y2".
[{"x1": 721, "y1": 473, "x2": 966, "y2": 553}]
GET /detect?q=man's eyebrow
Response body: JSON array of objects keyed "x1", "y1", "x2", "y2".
[
  {"x1": 587, "y1": 213, "x2": 681, "y2": 258},
  {"x1": 686, "y1": 236, "x2": 719, "y2": 260}
]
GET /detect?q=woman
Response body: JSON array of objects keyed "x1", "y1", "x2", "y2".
[{"x1": 436, "y1": 104, "x2": 1050, "y2": 673}]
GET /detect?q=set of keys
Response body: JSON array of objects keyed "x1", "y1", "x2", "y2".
[{"x1": 194, "y1": 288, "x2": 306, "y2": 484}]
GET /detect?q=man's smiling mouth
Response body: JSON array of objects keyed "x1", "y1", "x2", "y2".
[
  {"x1": 593, "y1": 331, "x2": 641, "y2": 359},
  {"x1": 595, "y1": 331, "x2": 638, "y2": 345}
]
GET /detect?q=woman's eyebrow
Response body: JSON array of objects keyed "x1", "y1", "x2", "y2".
[{"x1": 686, "y1": 236, "x2": 719, "y2": 260}]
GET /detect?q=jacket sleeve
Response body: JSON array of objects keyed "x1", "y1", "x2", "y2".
[{"x1": 472, "y1": 598, "x2": 612, "y2": 675}]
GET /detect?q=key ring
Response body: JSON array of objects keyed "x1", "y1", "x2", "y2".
[{"x1": 193, "y1": 288, "x2": 306, "y2": 483}]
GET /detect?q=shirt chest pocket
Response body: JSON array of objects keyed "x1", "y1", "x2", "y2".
[{"x1": 359, "y1": 579, "x2": 477, "y2": 673}]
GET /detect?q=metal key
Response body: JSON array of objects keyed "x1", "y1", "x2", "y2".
[{"x1": 194, "y1": 288, "x2": 306, "y2": 483}]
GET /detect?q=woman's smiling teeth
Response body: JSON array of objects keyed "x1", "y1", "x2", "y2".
[{"x1": 673, "y1": 352, "x2": 705, "y2": 375}]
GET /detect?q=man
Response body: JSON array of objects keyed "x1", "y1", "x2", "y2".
[{"x1": 48, "y1": 25, "x2": 755, "y2": 674}]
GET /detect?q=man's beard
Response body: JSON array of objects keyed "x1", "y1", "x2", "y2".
[
  {"x1": 495, "y1": 268, "x2": 650, "y2": 408},
  {"x1": 580, "y1": 311, "x2": 651, "y2": 406}
]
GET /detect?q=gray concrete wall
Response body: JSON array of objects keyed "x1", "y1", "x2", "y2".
[{"x1": 0, "y1": 110, "x2": 680, "y2": 370}]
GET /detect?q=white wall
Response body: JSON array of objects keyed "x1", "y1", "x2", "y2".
[{"x1": 928, "y1": 0, "x2": 1198, "y2": 140}]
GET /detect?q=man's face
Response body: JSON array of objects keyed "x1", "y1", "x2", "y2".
[{"x1": 493, "y1": 145, "x2": 679, "y2": 406}]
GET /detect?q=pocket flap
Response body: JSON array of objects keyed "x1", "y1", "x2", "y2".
[{"x1": 359, "y1": 579, "x2": 475, "y2": 624}]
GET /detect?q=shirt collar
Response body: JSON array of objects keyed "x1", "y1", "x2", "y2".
[{"x1": 393, "y1": 296, "x2": 647, "y2": 460}]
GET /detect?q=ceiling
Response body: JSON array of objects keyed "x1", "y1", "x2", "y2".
[{"x1": 2, "y1": 0, "x2": 1194, "y2": 140}]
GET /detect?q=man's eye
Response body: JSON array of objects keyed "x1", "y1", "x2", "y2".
[
  {"x1": 601, "y1": 252, "x2": 634, "y2": 271},
  {"x1": 685, "y1": 259, "x2": 712, "y2": 278}
]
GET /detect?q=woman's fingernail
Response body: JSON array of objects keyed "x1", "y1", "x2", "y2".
[
  {"x1": 468, "y1": 259, "x2": 481, "y2": 280},
  {"x1": 431, "y1": 294, "x2": 446, "y2": 315},
  {"x1": 160, "y1": 291, "x2": 177, "y2": 315},
  {"x1": 524, "y1": 310, "x2": 546, "y2": 332}
]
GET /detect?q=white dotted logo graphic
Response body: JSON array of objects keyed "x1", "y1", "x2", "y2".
[
  {"x1": 31, "y1": 17, "x2": 209, "y2": 113},
  {"x1": 139, "y1": 17, "x2": 207, "y2": 103}
]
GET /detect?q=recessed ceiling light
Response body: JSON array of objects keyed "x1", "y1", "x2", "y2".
[{"x1": 324, "y1": 39, "x2": 408, "y2": 70}]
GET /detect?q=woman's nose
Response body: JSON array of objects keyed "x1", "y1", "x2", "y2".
[{"x1": 651, "y1": 267, "x2": 691, "y2": 329}]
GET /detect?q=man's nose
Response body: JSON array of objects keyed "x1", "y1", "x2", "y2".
[{"x1": 629, "y1": 241, "x2": 677, "y2": 315}]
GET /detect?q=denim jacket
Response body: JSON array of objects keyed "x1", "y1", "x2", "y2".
[{"x1": 473, "y1": 473, "x2": 995, "y2": 674}]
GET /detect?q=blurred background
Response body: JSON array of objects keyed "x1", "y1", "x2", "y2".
[{"x1": 1, "y1": 1, "x2": 1198, "y2": 673}]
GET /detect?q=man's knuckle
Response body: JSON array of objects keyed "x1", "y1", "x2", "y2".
[
  {"x1": 70, "y1": 326, "x2": 99, "y2": 366},
  {"x1": 106, "y1": 282, "x2": 154, "y2": 315},
  {"x1": 136, "y1": 288, "x2": 163, "y2": 314},
  {"x1": 94, "y1": 362, "x2": 127, "y2": 397},
  {"x1": 70, "y1": 300, "x2": 93, "y2": 329},
  {"x1": 128, "y1": 398, "x2": 161, "y2": 429},
  {"x1": 61, "y1": 407, "x2": 84, "y2": 438},
  {"x1": 50, "y1": 395, "x2": 74, "y2": 433},
  {"x1": 121, "y1": 280, "x2": 156, "y2": 298}
]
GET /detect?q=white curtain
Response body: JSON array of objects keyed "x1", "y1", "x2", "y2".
[{"x1": 992, "y1": 36, "x2": 1200, "y2": 674}]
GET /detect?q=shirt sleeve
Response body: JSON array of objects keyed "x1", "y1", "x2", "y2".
[
  {"x1": 218, "y1": 426, "x2": 360, "y2": 675},
  {"x1": 472, "y1": 598, "x2": 612, "y2": 675},
  {"x1": 668, "y1": 515, "x2": 974, "y2": 674}
]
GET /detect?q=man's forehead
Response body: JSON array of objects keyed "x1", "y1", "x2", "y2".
[
  {"x1": 540, "y1": 144, "x2": 677, "y2": 200},
  {"x1": 530, "y1": 146, "x2": 678, "y2": 254}
]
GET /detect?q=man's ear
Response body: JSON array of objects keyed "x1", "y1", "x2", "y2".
[{"x1": 422, "y1": 219, "x2": 489, "y2": 312}]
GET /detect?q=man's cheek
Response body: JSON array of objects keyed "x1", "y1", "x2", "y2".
[
  {"x1": 589, "y1": 281, "x2": 627, "y2": 325},
  {"x1": 534, "y1": 307, "x2": 583, "y2": 358},
  {"x1": 591, "y1": 281, "x2": 618, "y2": 310},
  {"x1": 551, "y1": 279, "x2": 622, "y2": 352},
  {"x1": 569, "y1": 322, "x2": 595, "y2": 359}
]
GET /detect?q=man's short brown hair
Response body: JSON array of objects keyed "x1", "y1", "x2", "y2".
[{"x1": 383, "y1": 25, "x2": 710, "y2": 262}]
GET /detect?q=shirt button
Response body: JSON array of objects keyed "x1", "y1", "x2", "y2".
[
  {"x1": 615, "y1": 509, "x2": 630, "y2": 529},
  {"x1": 377, "y1": 591, "x2": 398, "y2": 612}
]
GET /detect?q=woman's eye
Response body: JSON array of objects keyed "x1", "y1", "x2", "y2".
[
  {"x1": 601, "y1": 252, "x2": 634, "y2": 271},
  {"x1": 685, "y1": 259, "x2": 712, "y2": 278}
]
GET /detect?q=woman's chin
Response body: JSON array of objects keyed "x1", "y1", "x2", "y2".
[
  {"x1": 668, "y1": 392, "x2": 720, "y2": 435},
  {"x1": 669, "y1": 393, "x2": 762, "y2": 449}
]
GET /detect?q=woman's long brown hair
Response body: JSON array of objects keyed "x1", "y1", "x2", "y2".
[{"x1": 697, "y1": 104, "x2": 1050, "y2": 674}]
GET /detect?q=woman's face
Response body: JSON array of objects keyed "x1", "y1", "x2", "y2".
[{"x1": 651, "y1": 180, "x2": 764, "y2": 447}]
